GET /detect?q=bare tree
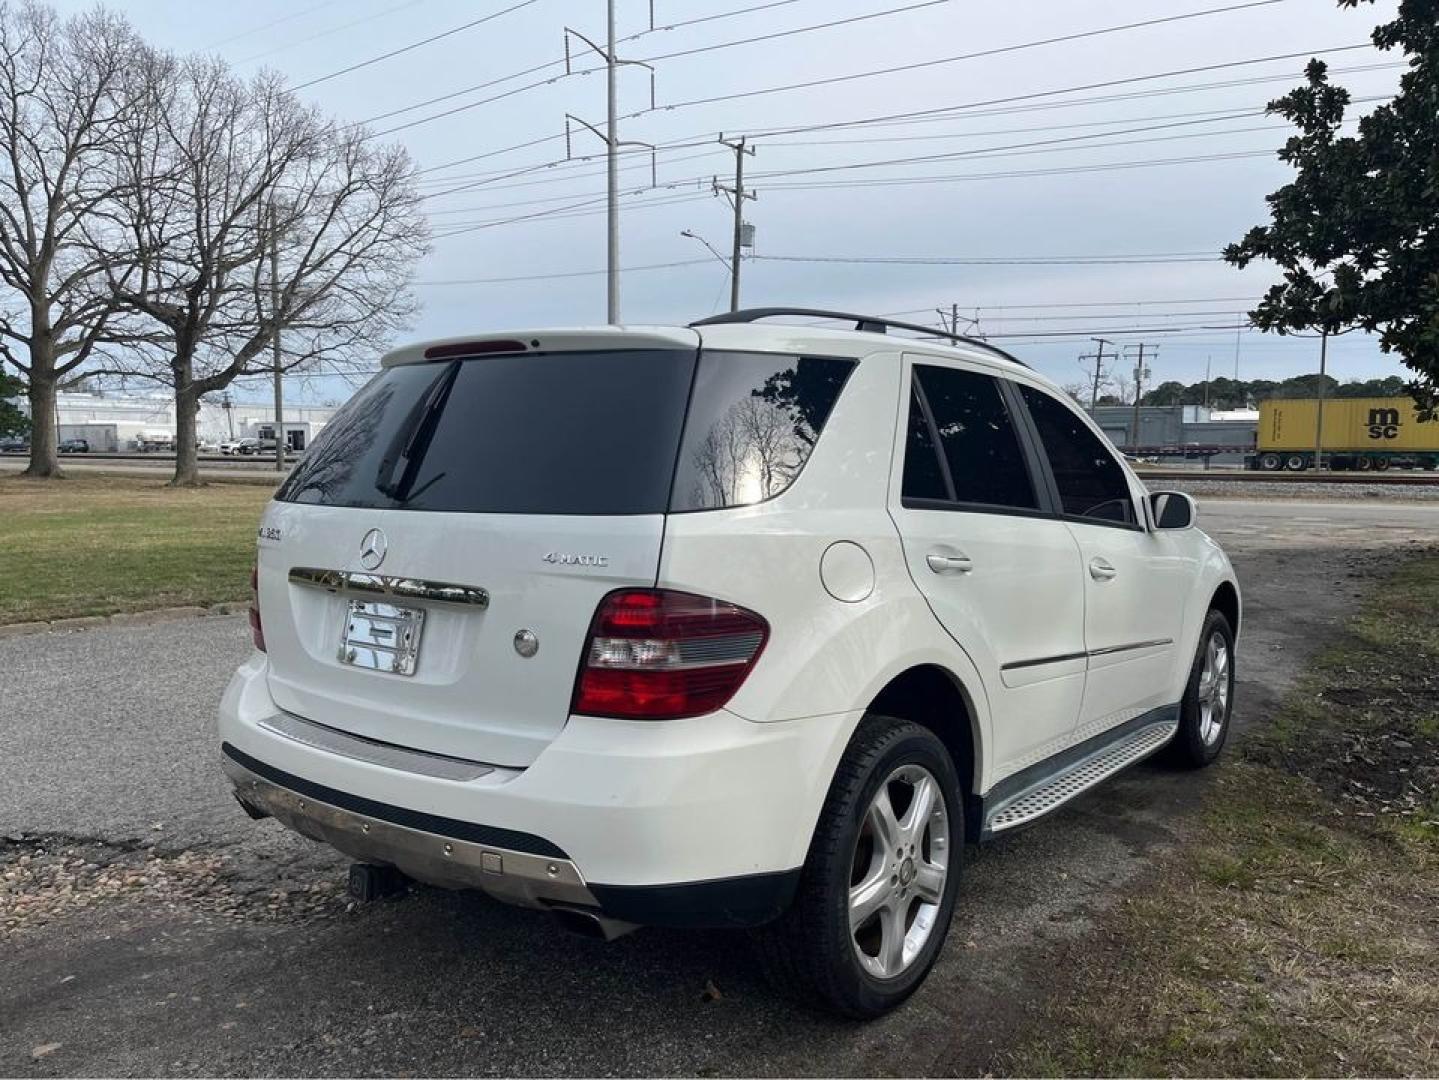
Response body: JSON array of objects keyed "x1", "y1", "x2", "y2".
[
  {"x1": 104, "y1": 56, "x2": 428, "y2": 485},
  {"x1": 0, "y1": 2, "x2": 147, "y2": 477}
]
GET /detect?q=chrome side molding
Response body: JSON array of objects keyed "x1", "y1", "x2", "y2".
[{"x1": 288, "y1": 566, "x2": 490, "y2": 608}]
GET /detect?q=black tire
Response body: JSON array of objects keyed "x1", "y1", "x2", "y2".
[
  {"x1": 1284, "y1": 453, "x2": 1308, "y2": 471},
  {"x1": 1166, "y1": 610, "x2": 1235, "y2": 768},
  {"x1": 1258, "y1": 452, "x2": 1282, "y2": 471},
  {"x1": 756, "y1": 714, "x2": 963, "y2": 1019}
]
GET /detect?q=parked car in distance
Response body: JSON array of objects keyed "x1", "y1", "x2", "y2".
[
  {"x1": 58, "y1": 438, "x2": 89, "y2": 453},
  {"x1": 219, "y1": 440, "x2": 243, "y2": 455},
  {"x1": 222, "y1": 310, "x2": 1240, "y2": 1018},
  {"x1": 0, "y1": 436, "x2": 29, "y2": 454},
  {"x1": 233, "y1": 438, "x2": 264, "y2": 455}
]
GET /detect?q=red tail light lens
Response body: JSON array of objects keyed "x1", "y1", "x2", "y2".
[
  {"x1": 572, "y1": 589, "x2": 768, "y2": 720},
  {"x1": 248, "y1": 564, "x2": 266, "y2": 652}
]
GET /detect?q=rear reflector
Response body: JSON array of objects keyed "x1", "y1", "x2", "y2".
[
  {"x1": 249, "y1": 564, "x2": 266, "y2": 652},
  {"x1": 572, "y1": 589, "x2": 768, "y2": 720}
]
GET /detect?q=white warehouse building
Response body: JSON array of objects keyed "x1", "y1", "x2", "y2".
[{"x1": 36, "y1": 389, "x2": 339, "y2": 451}]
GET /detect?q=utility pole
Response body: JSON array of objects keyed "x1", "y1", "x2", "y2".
[
  {"x1": 712, "y1": 135, "x2": 755, "y2": 312},
  {"x1": 563, "y1": 4, "x2": 655, "y2": 324},
  {"x1": 1126, "y1": 342, "x2": 1153, "y2": 452},
  {"x1": 1084, "y1": 337, "x2": 1113, "y2": 410},
  {"x1": 269, "y1": 203, "x2": 285, "y2": 473},
  {"x1": 1314, "y1": 329, "x2": 1329, "y2": 471},
  {"x1": 936, "y1": 303, "x2": 980, "y2": 338}
]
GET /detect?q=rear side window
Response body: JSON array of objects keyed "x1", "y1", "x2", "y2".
[
  {"x1": 904, "y1": 364, "x2": 1038, "y2": 510},
  {"x1": 277, "y1": 349, "x2": 696, "y2": 515},
  {"x1": 670, "y1": 352, "x2": 855, "y2": 512},
  {"x1": 1018, "y1": 384, "x2": 1138, "y2": 526}
]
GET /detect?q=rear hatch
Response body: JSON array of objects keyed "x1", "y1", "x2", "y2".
[{"x1": 256, "y1": 331, "x2": 699, "y2": 768}]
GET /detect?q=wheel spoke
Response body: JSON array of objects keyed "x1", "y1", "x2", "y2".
[
  {"x1": 849, "y1": 871, "x2": 890, "y2": 932},
  {"x1": 913, "y1": 860, "x2": 946, "y2": 904},
  {"x1": 900, "y1": 774, "x2": 938, "y2": 844},
  {"x1": 866, "y1": 786, "x2": 901, "y2": 851},
  {"x1": 878, "y1": 904, "x2": 906, "y2": 976}
]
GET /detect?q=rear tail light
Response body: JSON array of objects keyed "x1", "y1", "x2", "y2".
[
  {"x1": 248, "y1": 564, "x2": 266, "y2": 652},
  {"x1": 572, "y1": 589, "x2": 768, "y2": 720}
]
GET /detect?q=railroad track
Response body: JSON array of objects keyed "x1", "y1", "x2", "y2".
[{"x1": 1136, "y1": 468, "x2": 1439, "y2": 486}]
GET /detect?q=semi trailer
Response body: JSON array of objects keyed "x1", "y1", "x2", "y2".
[{"x1": 1246, "y1": 396, "x2": 1439, "y2": 472}]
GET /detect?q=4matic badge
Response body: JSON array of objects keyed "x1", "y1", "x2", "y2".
[{"x1": 542, "y1": 552, "x2": 609, "y2": 568}]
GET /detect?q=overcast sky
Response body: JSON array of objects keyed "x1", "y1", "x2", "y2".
[{"x1": 52, "y1": 0, "x2": 1407, "y2": 405}]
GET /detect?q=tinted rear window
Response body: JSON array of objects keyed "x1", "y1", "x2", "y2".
[
  {"x1": 277, "y1": 349, "x2": 696, "y2": 515},
  {"x1": 669, "y1": 351, "x2": 855, "y2": 511}
]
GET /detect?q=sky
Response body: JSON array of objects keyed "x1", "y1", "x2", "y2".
[{"x1": 48, "y1": 0, "x2": 1410, "y2": 406}]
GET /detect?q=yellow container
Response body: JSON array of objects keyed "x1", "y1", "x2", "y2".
[{"x1": 1258, "y1": 396, "x2": 1439, "y2": 453}]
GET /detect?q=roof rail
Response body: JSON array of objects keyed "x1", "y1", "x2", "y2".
[{"x1": 689, "y1": 307, "x2": 1029, "y2": 369}]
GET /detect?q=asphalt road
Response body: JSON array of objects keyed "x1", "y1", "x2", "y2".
[{"x1": 3, "y1": 497, "x2": 1437, "y2": 1076}]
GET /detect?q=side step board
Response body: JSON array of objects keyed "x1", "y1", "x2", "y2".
[{"x1": 983, "y1": 718, "x2": 1179, "y2": 836}]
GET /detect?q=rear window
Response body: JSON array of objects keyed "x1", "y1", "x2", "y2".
[
  {"x1": 669, "y1": 351, "x2": 855, "y2": 512},
  {"x1": 277, "y1": 349, "x2": 696, "y2": 515}
]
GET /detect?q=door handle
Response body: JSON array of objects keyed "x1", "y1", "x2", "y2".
[
  {"x1": 927, "y1": 553, "x2": 974, "y2": 575},
  {"x1": 1089, "y1": 557, "x2": 1117, "y2": 581}
]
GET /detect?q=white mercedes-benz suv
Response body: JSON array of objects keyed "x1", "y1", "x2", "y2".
[{"x1": 220, "y1": 309, "x2": 1239, "y2": 1017}]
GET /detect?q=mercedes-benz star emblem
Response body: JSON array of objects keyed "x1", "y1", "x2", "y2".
[{"x1": 359, "y1": 528, "x2": 388, "y2": 571}]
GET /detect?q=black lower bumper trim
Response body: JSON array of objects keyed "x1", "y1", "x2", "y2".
[
  {"x1": 221, "y1": 742, "x2": 568, "y2": 859},
  {"x1": 590, "y1": 869, "x2": 802, "y2": 930}
]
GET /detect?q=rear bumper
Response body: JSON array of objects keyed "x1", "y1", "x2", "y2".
[{"x1": 218, "y1": 653, "x2": 853, "y2": 927}]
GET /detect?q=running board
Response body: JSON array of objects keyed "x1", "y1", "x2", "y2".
[{"x1": 983, "y1": 719, "x2": 1178, "y2": 836}]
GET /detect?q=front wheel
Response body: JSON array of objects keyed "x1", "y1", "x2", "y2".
[
  {"x1": 1167, "y1": 610, "x2": 1236, "y2": 768},
  {"x1": 757, "y1": 715, "x2": 962, "y2": 1018}
]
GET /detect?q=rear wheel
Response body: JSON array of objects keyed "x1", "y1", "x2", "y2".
[
  {"x1": 1284, "y1": 453, "x2": 1308, "y2": 471},
  {"x1": 1258, "y1": 452, "x2": 1282, "y2": 471},
  {"x1": 757, "y1": 715, "x2": 962, "y2": 1018},
  {"x1": 1374, "y1": 456, "x2": 1391, "y2": 472},
  {"x1": 1167, "y1": 610, "x2": 1235, "y2": 768}
]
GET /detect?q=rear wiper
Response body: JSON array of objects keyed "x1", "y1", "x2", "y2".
[{"x1": 375, "y1": 360, "x2": 462, "y2": 502}]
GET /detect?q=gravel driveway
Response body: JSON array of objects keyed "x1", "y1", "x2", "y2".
[{"x1": 3, "y1": 497, "x2": 1437, "y2": 1077}]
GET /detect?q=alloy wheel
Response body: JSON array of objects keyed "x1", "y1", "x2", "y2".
[
  {"x1": 848, "y1": 764, "x2": 950, "y2": 980},
  {"x1": 1197, "y1": 630, "x2": 1231, "y2": 745}
]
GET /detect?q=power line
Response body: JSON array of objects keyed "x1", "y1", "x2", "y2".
[
  {"x1": 754, "y1": 252, "x2": 1221, "y2": 267},
  {"x1": 409, "y1": 48, "x2": 1381, "y2": 178},
  {"x1": 657, "y1": 1, "x2": 1296, "y2": 111},
  {"x1": 419, "y1": 114, "x2": 1324, "y2": 218},
  {"x1": 292, "y1": 0, "x2": 542, "y2": 91},
  {"x1": 350, "y1": 0, "x2": 821, "y2": 129},
  {"x1": 758, "y1": 148, "x2": 1277, "y2": 190},
  {"x1": 415, "y1": 257, "x2": 714, "y2": 285},
  {"x1": 233, "y1": 0, "x2": 427, "y2": 64},
  {"x1": 714, "y1": 44, "x2": 1373, "y2": 139},
  {"x1": 204, "y1": 0, "x2": 342, "y2": 49},
  {"x1": 368, "y1": 0, "x2": 952, "y2": 138}
]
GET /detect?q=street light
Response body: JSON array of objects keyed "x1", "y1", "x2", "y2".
[{"x1": 680, "y1": 229, "x2": 733, "y2": 274}]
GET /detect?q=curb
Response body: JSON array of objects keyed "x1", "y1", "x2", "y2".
[{"x1": 0, "y1": 602, "x2": 248, "y2": 640}]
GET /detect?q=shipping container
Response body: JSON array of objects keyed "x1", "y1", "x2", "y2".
[{"x1": 1249, "y1": 396, "x2": 1439, "y2": 471}]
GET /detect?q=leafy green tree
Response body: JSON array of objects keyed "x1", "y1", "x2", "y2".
[
  {"x1": 1223, "y1": 0, "x2": 1439, "y2": 415},
  {"x1": 1141, "y1": 380, "x2": 1188, "y2": 406},
  {"x1": 0, "y1": 368, "x2": 28, "y2": 437}
]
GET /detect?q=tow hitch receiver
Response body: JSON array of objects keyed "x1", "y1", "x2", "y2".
[{"x1": 347, "y1": 862, "x2": 410, "y2": 902}]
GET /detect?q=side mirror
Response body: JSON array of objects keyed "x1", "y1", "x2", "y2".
[{"x1": 1150, "y1": 491, "x2": 1196, "y2": 531}]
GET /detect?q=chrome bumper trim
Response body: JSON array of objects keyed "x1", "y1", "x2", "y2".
[
  {"x1": 223, "y1": 757, "x2": 595, "y2": 909},
  {"x1": 288, "y1": 566, "x2": 490, "y2": 609},
  {"x1": 257, "y1": 712, "x2": 500, "y2": 783}
]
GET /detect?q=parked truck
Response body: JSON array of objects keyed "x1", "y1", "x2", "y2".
[{"x1": 1247, "y1": 396, "x2": 1439, "y2": 472}]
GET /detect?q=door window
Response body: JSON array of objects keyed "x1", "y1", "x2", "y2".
[
  {"x1": 903, "y1": 365, "x2": 1038, "y2": 511},
  {"x1": 1018, "y1": 385, "x2": 1138, "y2": 526}
]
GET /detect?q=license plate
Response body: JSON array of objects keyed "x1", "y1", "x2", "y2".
[{"x1": 339, "y1": 600, "x2": 425, "y2": 676}]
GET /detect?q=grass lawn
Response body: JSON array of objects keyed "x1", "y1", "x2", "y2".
[
  {"x1": 1006, "y1": 554, "x2": 1439, "y2": 1077},
  {"x1": 0, "y1": 473, "x2": 273, "y2": 624}
]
